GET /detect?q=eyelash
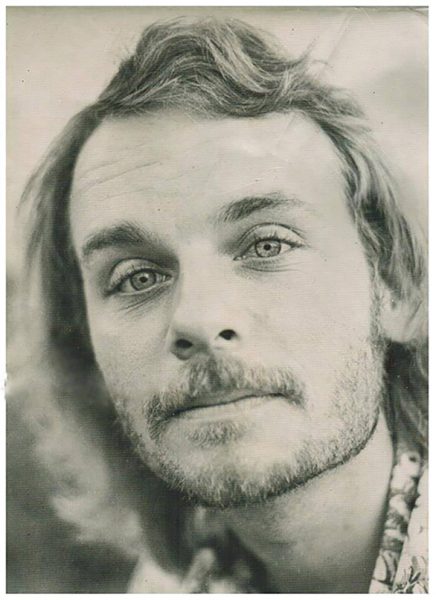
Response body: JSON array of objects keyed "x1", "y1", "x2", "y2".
[
  {"x1": 237, "y1": 225, "x2": 303, "y2": 259},
  {"x1": 105, "y1": 225, "x2": 303, "y2": 296},
  {"x1": 105, "y1": 262, "x2": 169, "y2": 296}
]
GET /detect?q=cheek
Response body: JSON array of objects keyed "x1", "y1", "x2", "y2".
[
  {"x1": 277, "y1": 242, "x2": 372, "y2": 334},
  {"x1": 253, "y1": 250, "x2": 374, "y2": 392},
  {"x1": 84, "y1": 297, "x2": 169, "y2": 396}
]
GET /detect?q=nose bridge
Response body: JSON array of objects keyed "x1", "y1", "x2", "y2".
[
  {"x1": 173, "y1": 255, "x2": 233, "y2": 330},
  {"x1": 167, "y1": 249, "x2": 243, "y2": 358}
]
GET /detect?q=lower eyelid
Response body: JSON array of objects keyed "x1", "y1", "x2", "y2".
[
  {"x1": 115, "y1": 284, "x2": 171, "y2": 311},
  {"x1": 107, "y1": 276, "x2": 172, "y2": 300}
]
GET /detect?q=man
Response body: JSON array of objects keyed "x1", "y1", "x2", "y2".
[{"x1": 19, "y1": 17, "x2": 427, "y2": 593}]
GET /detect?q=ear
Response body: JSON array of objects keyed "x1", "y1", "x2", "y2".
[{"x1": 379, "y1": 287, "x2": 421, "y2": 343}]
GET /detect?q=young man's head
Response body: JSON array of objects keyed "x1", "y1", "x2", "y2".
[{"x1": 23, "y1": 16, "x2": 427, "y2": 562}]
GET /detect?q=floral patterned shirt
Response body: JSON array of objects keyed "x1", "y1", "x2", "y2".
[
  {"x1": 369, "y1": 446, "x2": 427, "y2": 593},
  {"x1": 128, "y1": 442, "x2": 428, "y2": 594}
]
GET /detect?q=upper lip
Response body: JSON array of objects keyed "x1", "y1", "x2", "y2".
[{"x1": 174, "y1": 388, "x2": 276, "y2": 415}]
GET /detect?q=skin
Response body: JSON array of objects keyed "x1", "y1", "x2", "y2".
[{"x1": 70, "y1": 111, "x2": 394, "y2": 591}]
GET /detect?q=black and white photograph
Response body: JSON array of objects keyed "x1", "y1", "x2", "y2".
[{"x1": 6, "y1": 6, "x2": 428, "y2": 593}]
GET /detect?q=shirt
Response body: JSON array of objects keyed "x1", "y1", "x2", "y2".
[{"x1": 128, "y1": 441, "x2": 428, "y2": 593}]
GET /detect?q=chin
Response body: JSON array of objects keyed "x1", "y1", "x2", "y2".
[
  {"x1": 142, "y1": 412, "x2": 379, "y2": 509},
  {"x1": 151, "y1": 454, "x2": 335, "y2": 509}
]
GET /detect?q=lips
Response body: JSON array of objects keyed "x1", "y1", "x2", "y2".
[{"x1": 172, "y1": 389, "x2": 281, "y2": 417}]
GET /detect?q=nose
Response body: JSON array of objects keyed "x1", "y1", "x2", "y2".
[
  {"x1": 171, "y1": 327, "x2": 239, "y2": 360},
  {"x1": 167, "y1": 268, "x2": 244, "y2": 361}
]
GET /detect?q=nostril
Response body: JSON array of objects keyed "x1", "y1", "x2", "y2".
[
  {"x1": 175, "y1": 338, "x2": 193, "y2": 350},
  {"x1": 219, "y1": 329, "x2": 236, "y2": 341}
]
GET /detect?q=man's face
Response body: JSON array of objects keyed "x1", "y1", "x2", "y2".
[{"x1": 70, "y1": 111, "x2": 384, "y2": 507}]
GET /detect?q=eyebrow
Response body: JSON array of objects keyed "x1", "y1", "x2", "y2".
[
  {"x1": 214, "y1": 192, "x2": 305, "y2": 224},
  {"x1": 80, "y1": 221, "x2": 165, "y2": 264},
  {"x1": 80, "y1": 192, "x2": 305, "y2": 263}
]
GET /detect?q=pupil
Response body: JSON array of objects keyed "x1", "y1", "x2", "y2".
[
  {"x1": 132, "y1": 270, "x2": 154, "y2": 290},
  {"x1": 255, "y1": 239, "x2": 280, "y2": 257}
]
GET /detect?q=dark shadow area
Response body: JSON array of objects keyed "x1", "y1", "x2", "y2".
[{"x1": 6, "y1": 400, "x2": 135, "y2": 593}]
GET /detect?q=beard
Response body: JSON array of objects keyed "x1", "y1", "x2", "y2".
[{"x1": 110, "y1": 325, "x2": 386, "y2": 509}]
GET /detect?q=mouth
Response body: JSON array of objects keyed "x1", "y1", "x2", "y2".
[{"x1": 172, "y1": 390, "x2": 284, "y2": 420}]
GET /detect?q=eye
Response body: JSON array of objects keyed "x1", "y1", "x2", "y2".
[
  {"x1": 119, "y1": 269, "x2": 168, "y2": 293},
  {"x1": 240, "y1": 235, "x2": 300, "y2": 260},
  {"x1": 235, "y1": 224, "x2": 304, "y2": 262},
  {"x1": 106, "y1": 260, "x2": 171, "y2": 296},
  {"x1": 253, "y1": 239, "x2": 283, "y2": 258}
]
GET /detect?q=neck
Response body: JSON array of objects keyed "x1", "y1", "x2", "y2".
[{"x1": 217, "y1": 414, "x2": 393, "y2": 593}]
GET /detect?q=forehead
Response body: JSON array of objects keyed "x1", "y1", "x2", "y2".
[{"x1": 71, "y1": 111, "x2": 346, "y2": 235}]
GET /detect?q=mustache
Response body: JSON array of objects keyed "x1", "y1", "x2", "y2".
[{"x1": 144, "y1": 354, "x2": 305, "y2": 433}]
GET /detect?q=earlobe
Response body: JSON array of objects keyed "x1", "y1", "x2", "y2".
[{"x1": 379, "y1": 290, "x2": 421, "y2": 343}]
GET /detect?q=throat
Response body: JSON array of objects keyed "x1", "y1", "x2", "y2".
[{"x1": 216, "y1": 414, "x2": 393, "y2": 593}]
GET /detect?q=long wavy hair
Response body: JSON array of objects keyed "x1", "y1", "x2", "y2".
[{"x1": 18, "y1": 17, "x2": 427, "y2": 575}]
